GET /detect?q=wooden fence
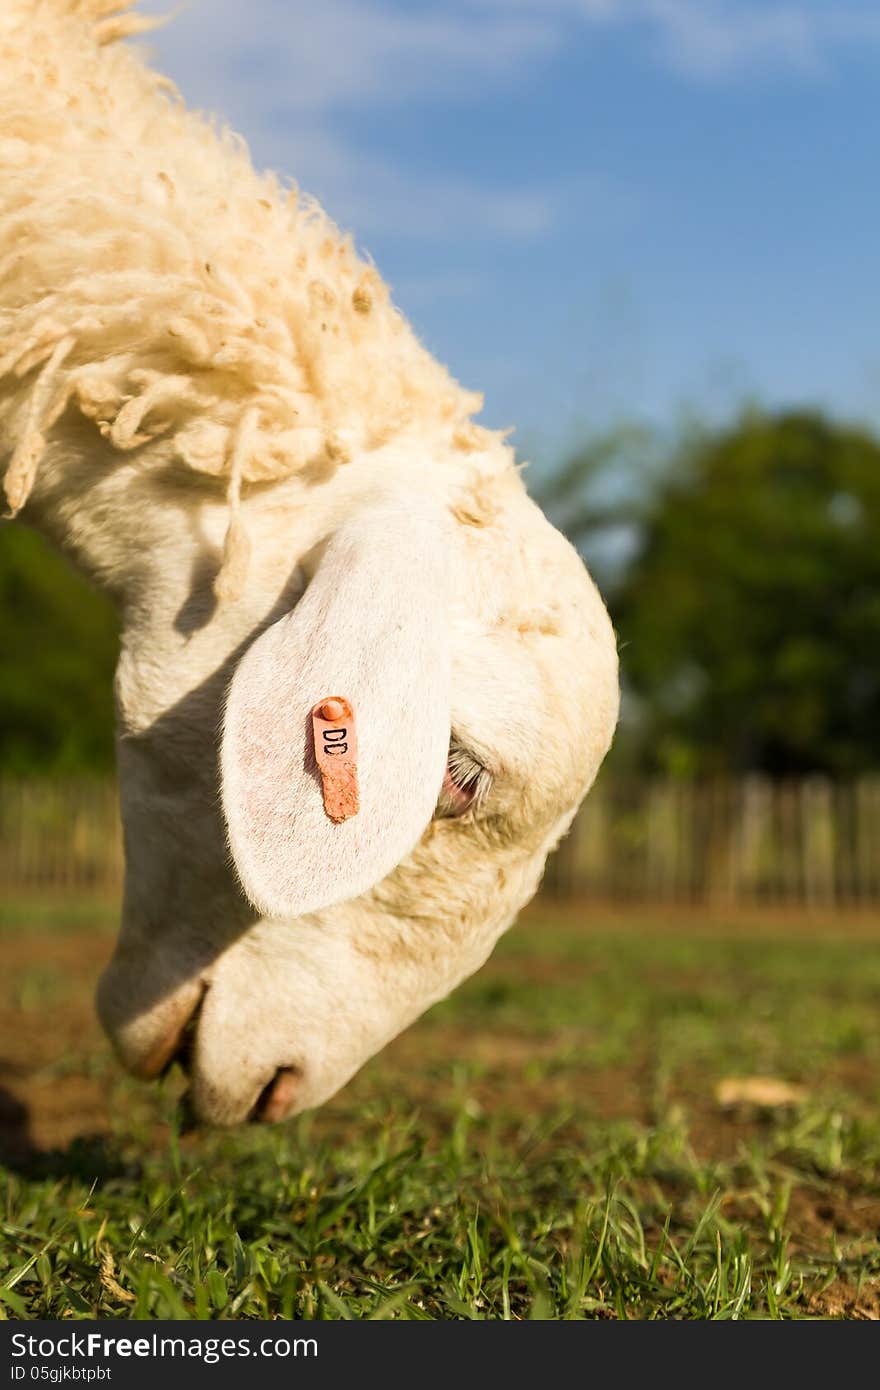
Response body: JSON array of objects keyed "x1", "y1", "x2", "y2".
[
  {"x1": 544, "y1": 775, "x2": 880, "y2": 907},
  {"x1": 1, "y1": 775, "x2": 879, "y2": 907},
  {"x1": 0, "y1": 779, "x2": 123, "y2": 892}
]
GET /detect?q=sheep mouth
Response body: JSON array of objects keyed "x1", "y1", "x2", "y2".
[
  {"x1": 435, "y1": 737, "x2": 491, "y2": 818},
  {"x1": 144, "y1": 981, "x2": 208, "y2": 1081}
]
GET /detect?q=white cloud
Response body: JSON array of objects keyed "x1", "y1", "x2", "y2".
[
  {"x1": 474, "y1": 0, "x2": 880, "y2": 79},
  {"x1": 165, "y1": 0, "x2": 556, "y2": 113},
  {"x1": 132, "y1": 0, "x2": 880, "y2": 249},
  {"x1": 642, "y1": 1, "x2": 822, "y2": 78},
  {"x1": 135, "y1": 0, "x2": 560, "y2": 242},
  {"x1": 244, "y1": 123, "x2": 558, "y2": 243}
]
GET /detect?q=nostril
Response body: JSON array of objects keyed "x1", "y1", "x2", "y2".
[{"x1": 251, "y1": 1066, "x2": 301, "y2": 1124}]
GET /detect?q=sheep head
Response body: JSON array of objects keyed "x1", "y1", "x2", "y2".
[{"x1": 90, "y1": 458, "x2": 618, "y2": 1125}]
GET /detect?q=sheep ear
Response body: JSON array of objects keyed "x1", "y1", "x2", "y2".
[{"x1": 221, "y1": 493, "x2": 452, "y2": 919}]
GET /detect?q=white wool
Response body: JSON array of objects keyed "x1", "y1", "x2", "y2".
[{"x1": 0, "y1": 0, "x2": 508, "y2": 590}]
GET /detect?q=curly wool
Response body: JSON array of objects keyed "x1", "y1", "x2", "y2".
[{"x1": 0, "y1": 1, "x2": 508, "y2": 594}]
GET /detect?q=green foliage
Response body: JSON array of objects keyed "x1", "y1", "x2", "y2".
[
  {"x1": 0, "y1": 523, "x2": 118, "y2": 772},
  {"x1": 542, "y1": 409, "x2": 880, "y2": 777},
  {"x1": 618, "y1": 411, "x2": 880, "y2": 775}
]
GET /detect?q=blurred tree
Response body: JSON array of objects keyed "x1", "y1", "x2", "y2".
[
  {"x1": 0, "y1": 523, "x2": 118, "y2": 772},
  {"x1": 603, "y1": 410, "x2": 880, "y2": 776},
  {"x1": 531, "y1": 421, "x2": 658, "y2": 593}
]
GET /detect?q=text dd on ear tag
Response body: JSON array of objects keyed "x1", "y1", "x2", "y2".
[{"x1": 311, "y1": 697, "x2": 359, "y2": 822}]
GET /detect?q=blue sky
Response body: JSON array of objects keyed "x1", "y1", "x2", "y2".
[{"x1": 136, "y1": 0, "x2": 880, "y2": 467}]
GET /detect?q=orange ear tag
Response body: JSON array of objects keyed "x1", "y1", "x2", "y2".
[{"x1": 311, "y1": 697, "x2": 359, "y2": 823}]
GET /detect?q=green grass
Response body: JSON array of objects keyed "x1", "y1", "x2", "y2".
[
  {"x1": 1, "y1": 898, "x2": 879, "y2": 1319},
  {"x1": 0, "y1": 893, "x2": 118, "y2": 937}
]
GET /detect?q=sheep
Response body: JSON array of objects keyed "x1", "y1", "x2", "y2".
[{"x1": 0, "y1": 0, "x2": 620, "y2": 1126}]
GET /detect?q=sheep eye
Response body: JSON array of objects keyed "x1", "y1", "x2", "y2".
[{"x1": 436, "y1": 736, "x2": 491, "y2": 818}]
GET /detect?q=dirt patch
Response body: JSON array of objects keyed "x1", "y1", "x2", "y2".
[
  {"x1": 805, "y1": 1280, "x2": 880, "y2": 1320},
  {"x1": 0, "y1": 1078, "x2": 112, "y2": 1164},
  {"x1": 0, "y1": 929, "x2": 115, "y2": 1164},
  {"x1": 526, "y1": 899, "x2": 880, "y2": 940},
  {"x1": 0, "y1": 930, "x2": 113, "y2": 974},
  {"x1": 786, "y1": 1186, "x2": 880, "y2": 1250},
  {"x1": 374, "y1": 1052, "x2": 653, "y2": 1127}
]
